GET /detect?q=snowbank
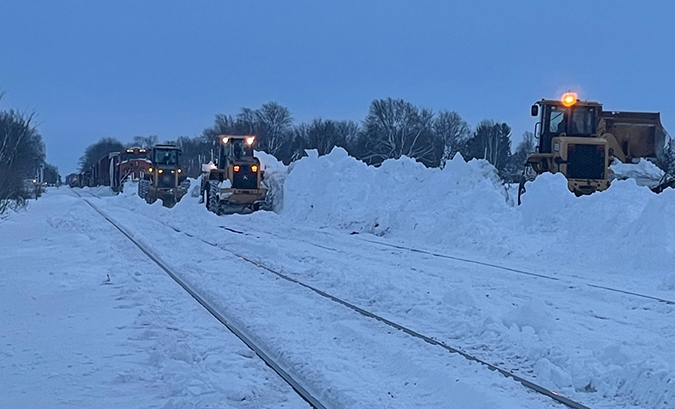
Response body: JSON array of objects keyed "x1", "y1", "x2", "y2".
[
  {"x1": 611, "y1": 158, "x2": 665, "y2": 188},
  {"x1": 281, "y1": 148, "x2": 675, "y2": 279},
  {"x1": 283, "y1": 149, "x2": 515, "y2": 253}
]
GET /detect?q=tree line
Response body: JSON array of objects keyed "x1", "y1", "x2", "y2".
[
  {"x1": 0, "y1": 94, "x2": 61, "y2": 214},
  {"x1": 80, "y1": 98, "x2": 537, "y2": 182}
]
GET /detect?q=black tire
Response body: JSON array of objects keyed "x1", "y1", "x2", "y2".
[
  {"x1": 146, "y1": 191, "x2": 157, "y2": 204},
  {"x1": 206, "y1": 180, "x2": 221, "y2": 215},
  {"x1": 138, "y1": 180, "x2": 150, "y2": 199},
  {"x1": 163, "y1": 196, "x2": 176, "y2": 208}
]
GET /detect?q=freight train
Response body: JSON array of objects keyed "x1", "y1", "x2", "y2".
[{"x1": 69, "y1": 147, "x2": 151, "y2": 191}]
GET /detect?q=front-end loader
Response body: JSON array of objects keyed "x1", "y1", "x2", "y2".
[
  {"x1": 519, "y1": 93, "x2": 671, "y2": 203},
  {"x1": 200, "y1": 135, "x2": 267, "y2": 214},
  {"x1": 138, "y1": 144, "x2": 187, "y2": 207}
]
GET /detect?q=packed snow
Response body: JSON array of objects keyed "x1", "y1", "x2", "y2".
[{"x1": 2, "y1": 148, "x2": 673, "y2": 408}]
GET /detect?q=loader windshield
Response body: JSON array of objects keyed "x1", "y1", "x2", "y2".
[
  {"x1": 547, "y1": 105, "x2": 596, "y2": 136},
  {"x1": 231, "y1": 140, "x2": 253, "y2": 158},
  {"x1": 154, "y1": 149, "x2": 178, "y2": 165},
  {"x1": 570, "y1": 108, "x2": 594, "y2": 135}
]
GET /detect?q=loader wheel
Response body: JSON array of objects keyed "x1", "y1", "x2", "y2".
[
  {"x1": 138, "y1": 180, "x2": 150, "y2": 199},
  {"x1": 207, "y1": 180, "x2": 221, "y2": 215}
]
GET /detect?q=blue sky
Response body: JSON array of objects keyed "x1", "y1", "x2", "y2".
[{"x1": 1, "y1": 1, "x2": 674, "y2": 176}]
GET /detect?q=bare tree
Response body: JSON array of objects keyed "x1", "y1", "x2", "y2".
[
  {"x1": 254, "y1": 102, "x2": 293, "y2": 156},
  {"x1": 361, "y1": 98, "x2": 440, "y2": 167},
  {"x1": 236, "y1": 108, "x2": 257, "y2": 135},
  {"x1": 131, "y1": 135, "x2": 158, "y2": 148},
  {"x1": 288, "y1": 123, "x2": 310, "y2": 162},
  {"x1": 43, "y1": 163, "x2": 60, "y2": 185},
  {"x1": 0, "y1": 101, "x2": 45, "y2": 213},
  {"x1": 336, "y1": 120, "x2": 360, "y2": 150},
  {"x1": 434, "y1": 111, "x2": 471, "y2": 166},
  {"x1": 505, "y1": 131, "x2": 536, "y2": 182}
]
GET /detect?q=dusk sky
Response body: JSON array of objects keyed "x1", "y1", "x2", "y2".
[{"x1": 2, "y1": 1, "x2": 674, "y2": 176}]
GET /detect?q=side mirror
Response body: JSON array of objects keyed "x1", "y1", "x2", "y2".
[{"x1": 531, "y1": 105, "x2": 539, "y2": 117}]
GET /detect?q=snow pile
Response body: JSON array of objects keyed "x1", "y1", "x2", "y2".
[
  {"x1": 258, "y1": 150, "x2": 288, "y2": 211},
  {"x1": 283, "y1": 148, "x2": 515, "y2": 254},
  {"x1": 611, "y1": 158, "x2": 665, "y2": 188},
  {"x1": 81, "y1": 185, "x2": 116, "y2": 196},
  {"x1": 281, "y1": 147, "x2": 675, "y2": 278},
  {"x1": 521, "y1": 175, "x2": 675, "y2": 277}
]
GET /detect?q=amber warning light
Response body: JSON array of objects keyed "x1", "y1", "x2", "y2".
[{"x1": 561, "y1": 92, "x2": 578, "y2": 107}]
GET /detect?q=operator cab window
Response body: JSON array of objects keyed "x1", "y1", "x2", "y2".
[
  {"x1": 155, "y1": 150, "x2": 178, "y2": 165},
  {"x1": 548, "y1": 106, "x2": 596, "y2": 136},
  {"x1": 231, "y1": 140, "x2": 253, "y2": 158},
  {"x1": 549, "y1": 106, "x2": 565, "y2": 134},
  {"x1": 570, "y1": 108, "x2": 594, "y2": 136}
]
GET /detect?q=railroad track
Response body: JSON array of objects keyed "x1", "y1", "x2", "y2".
[
  {"x1": 71, "y1": 188, "x2": 595, "y2": 408},
  {"x1": 218, "y1": 223, "x2": 675, "y2": 306},
  {"x1": 71, "y1": 189, "x2": 325, "y2": 408},
  {"x1": 71, "y1": 188, "x2": 675, "y2": 408},
  {"x1": 126, "y1": 220, "x2": 594, "y2": 408}
]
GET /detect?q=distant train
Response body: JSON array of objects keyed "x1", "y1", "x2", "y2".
[{"x1": 68, "y1": 147, "x2": 151, "y2": 190}]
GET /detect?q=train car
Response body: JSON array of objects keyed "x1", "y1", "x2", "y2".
[
  {"x1": 93, "y1": 152, "x2": 119, "y2": 187},
  {"x1": 66, "y1": 173, "x2": 80, "y2": 188},
  {"x1": 81, "y1": 147, "x2": 152, "y2": 192},
  {"x1": 116, "y1": 147, "x2": 151, "y2": 190},
  {"x1": 80, "y1": 169, "x2": 94, "y2": 187}
]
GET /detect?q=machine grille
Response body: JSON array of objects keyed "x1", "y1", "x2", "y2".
[
  {"x1": 158, "y1": 173, "x2": 175, "y2": 188},
  {"x1": 233, "y1": 167, "x2": 257, "y2": 189},
  {"x1": 567, "y1": 144, "x2": 605, "y2": 179}
]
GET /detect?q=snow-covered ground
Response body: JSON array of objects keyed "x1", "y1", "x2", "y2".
[
  {"x1": 0, "y1": 190, "x2": 309, "y2": 408},
  {"x1": 2, "y1": 149, "x2": 674, "y2": 408}
]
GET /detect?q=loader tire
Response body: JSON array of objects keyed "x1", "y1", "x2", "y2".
[
  {"x1": 138, "y1": 180, "x2": 150, "y2": 200},
  {"x1": 206, "y1": 180, "x2": 221, "y2": 215}
]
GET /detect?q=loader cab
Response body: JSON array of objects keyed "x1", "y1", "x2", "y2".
[
  {"x1": 138, "y1": 145, "x2": 187, "y2": 207},
  {"x1": 153, "y1": 147, "x2": 180, "y2": 166},
  {"x1": 217, "y1": 135, "x2": 255, "y2": 169},
  {"x1": 532, "y1": 94, "x2": 601, "y2": 154},
  {"x1": 146, "y1": 145, "x2": 183, "y2": 189}
]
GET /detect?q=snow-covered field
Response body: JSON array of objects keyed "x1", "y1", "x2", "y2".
[{"x1": 2, "y1": 149, "x2": 673, "y2": 408}]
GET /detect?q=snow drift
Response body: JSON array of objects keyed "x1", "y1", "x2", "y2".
[{"x1": 280, "y1": 148, "x2": 675, "y2": 283}]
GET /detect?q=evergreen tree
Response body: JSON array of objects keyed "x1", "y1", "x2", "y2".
[
  {"x1": 78, "y1": 137, "x2": 125, "y2": 172},
  {"x1": 461, "y1": 120, "x2": 512, "y2": 177}
]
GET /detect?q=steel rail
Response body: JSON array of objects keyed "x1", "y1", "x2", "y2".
[
  {"x1": 357, "y1": 238, "x2": 675, "y2": 306},
  {"x1": 73, "y1": 192, "x2": 327, "y2": 409},
  {"x1": 168, "y1": 225, "x2": 595, "y2": 409},
  {"x1": 220, "y1": 224, "x2": 675, "y2": 306}
]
